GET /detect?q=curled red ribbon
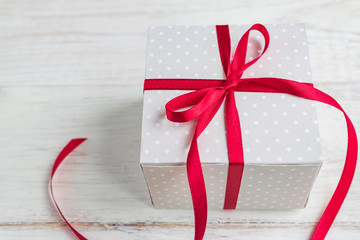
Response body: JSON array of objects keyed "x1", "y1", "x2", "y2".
[
  {"x1": 50, "y1": 24, "x2": 357, "y2": 240},
  {"x1": 50, "y1": 138, "x2": 87, "y2": 240}
]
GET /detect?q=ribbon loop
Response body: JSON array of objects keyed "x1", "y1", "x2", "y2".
[
  {"x1": 231, "y1": 23, "x2": 270, "y2": 79},
  {"x1": 166, "y1": 88, "x2": 227, "y2": 122}
]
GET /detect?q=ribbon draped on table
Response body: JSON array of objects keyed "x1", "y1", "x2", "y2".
[{"x1": 50, "y1": 24, "x2": 357, "y2": 240}]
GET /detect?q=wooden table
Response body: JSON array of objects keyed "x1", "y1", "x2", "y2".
[{"x1": 1, "y1": 0, "x2": 359, "y2": 239}]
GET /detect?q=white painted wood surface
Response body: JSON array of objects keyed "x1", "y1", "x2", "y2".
[{"x1": 0, "y1": 0, "x2": 359, "y2": 239}]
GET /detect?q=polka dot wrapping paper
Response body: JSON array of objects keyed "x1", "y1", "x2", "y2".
[{"x1": 140, "y1": 24, "x2": 323, "y2": 210}]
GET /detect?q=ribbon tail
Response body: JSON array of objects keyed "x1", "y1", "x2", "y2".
[
  {"x1": 187, "y1": 136, "x2": 207, "y2": 240},
  {"x1": 223, "y1": 90, "x2": 244, "y2": 209},
  {"x1": 246, "y1": 78, "x2": 358, "y2": 240},
  {"x1": 187, "y1": 94, "x2": 226, "y2": 240},
  {"x1": 50, "y1": 138, "x2": 88, "y2": 240},
  {"x1": 312, "y1": 113, "x2": 357, "y2": 240}
]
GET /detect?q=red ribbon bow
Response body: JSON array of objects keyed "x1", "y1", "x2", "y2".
[{"x1": 50, "y1": 24, "x2": 357, "y2": 240}]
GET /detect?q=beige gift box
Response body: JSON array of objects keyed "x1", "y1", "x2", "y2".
[{"x1": 140, "y1": 23, "x2": 322, "y2": 209}]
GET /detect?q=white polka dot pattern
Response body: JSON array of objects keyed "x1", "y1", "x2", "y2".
[
  {"x1": 142, "y1": 164, "x2": 321, "y2": 209},
  {"x1": 237, "y1": 165, "x2": 320, "y2": 209},
  {"x1": 146, "y1": 25, "x2": 224, "y2": 80},
  {"x1": 146, "y1": 24, "x2": 311, "y2": 83}
]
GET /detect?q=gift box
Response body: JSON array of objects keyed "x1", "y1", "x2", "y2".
[{"x1": 140, "y1": 23, "x2": 323, "y2": 210}]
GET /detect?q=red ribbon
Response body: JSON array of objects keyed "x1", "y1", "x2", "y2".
[
  {"x1": 50, "y1": 24, "x2": 357, "y2": 240},
  {"x1": 50, "y1": 138, "x2": 87, "y2": 240}
]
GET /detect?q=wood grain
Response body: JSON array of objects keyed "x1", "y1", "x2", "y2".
[
  {"x1": 1, "y1": 223, "x2": 359, "y2": 239},
  {"x1": 0, "y1": 0, "x2": 359, "y2": 239}
]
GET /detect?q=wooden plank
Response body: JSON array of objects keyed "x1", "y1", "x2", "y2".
[{"x1": 0, "y1": 223, "x2": 359, "y2": 240}]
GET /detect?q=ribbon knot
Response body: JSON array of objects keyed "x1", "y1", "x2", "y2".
[{"x1": 222, "y1": 79, "x2": 238, "y2": 90}]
